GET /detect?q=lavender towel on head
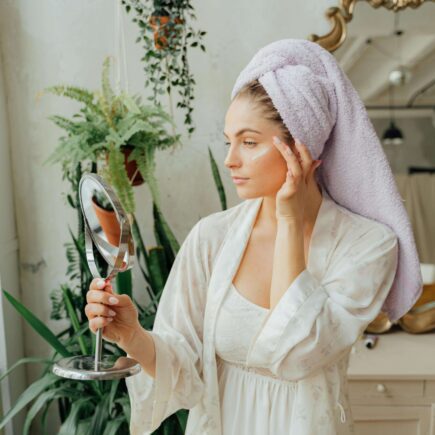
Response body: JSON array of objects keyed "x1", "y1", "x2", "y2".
[{"x1": 231, "y1": 38, "x2": 423, "y2": 322}]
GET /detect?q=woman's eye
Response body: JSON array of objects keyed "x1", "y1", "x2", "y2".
[{"x1": 223, "y1": 141, "x2": 257, "y2": 147}]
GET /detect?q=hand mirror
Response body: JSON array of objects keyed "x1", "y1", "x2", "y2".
[{"x1": 52, "y1": 173, "x2": 141, "y2": 380}]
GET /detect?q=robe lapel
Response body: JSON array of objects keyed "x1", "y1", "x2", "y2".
[{"x1": 201, "y1": 188, "x2": 338, "y2": 434}]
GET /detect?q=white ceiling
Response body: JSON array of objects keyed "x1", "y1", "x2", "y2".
[{"x1": 332, "y1": 1, "x2": 435, "y2": 116}]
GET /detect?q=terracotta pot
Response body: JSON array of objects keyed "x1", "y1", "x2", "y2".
[
  {"x1": 121, "y1": 145, "x2": 144, "y2": 186},
  {"x1": 148, "y1": 15, "x2": 184, "y2": 50},
  {"x1": 92, "y1": 196, "x2": 120, "y2": 247},
  {"x1": 105, "y1": 145, "x2": 144, "y2": 186}
]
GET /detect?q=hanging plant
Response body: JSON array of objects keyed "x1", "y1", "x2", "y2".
[{"x1": 121, "y1": 0, "x2": 207, "y2": 137}]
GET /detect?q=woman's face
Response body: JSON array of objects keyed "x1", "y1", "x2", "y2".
[{"x1": 223, "y1": 96, "x2": 297, "y2": 199}]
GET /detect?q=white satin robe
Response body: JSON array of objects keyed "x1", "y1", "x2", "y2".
[{"x1": 125, "y1": 188, "x2": 399, "y2": 434}]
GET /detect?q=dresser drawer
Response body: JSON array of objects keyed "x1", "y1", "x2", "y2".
[{"x1": 348, "y1": 380, "x2": 425, "y2": 405}]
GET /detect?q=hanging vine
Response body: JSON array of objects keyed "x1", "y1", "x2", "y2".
[{"x1": 121, "y1": 0, "x2": 207, "y2": 137}]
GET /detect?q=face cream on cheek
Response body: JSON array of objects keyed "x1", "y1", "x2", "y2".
[{"x1": 251, "y1": 147, "x2": 271, "y2": 161}]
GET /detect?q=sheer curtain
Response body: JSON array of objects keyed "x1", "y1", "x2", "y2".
[
  {"x1": 394, "y1": 173, "x2": 435, "y2": 265},
  {"x1": 0, "y1": 49, "x2": 26, "y2": 435}
]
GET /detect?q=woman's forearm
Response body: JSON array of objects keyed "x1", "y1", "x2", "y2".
[
  {"x1": 270, "y1": 219, "x2": 306, "y2": 310},
  {"x1": 119, "y1": 326, "x2": 157, "y2": 378}
]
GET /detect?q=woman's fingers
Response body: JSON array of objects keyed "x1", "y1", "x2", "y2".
[
  {"x1": 90, "y1": 278, "x2": 114, "y2": 294},
  {"x1": 272, "y1": 136, "x2": 302, "y2": 180},
  {"x1": 294, "y1": 139, "x2": 313, "y2": 181},
  {"x1": 90, "y1": 278, "x2": 106, "y2": 290},
  {"x1": 86, "y1": 289, "x2": 120, "y2": 306},
  {"x1": 89, "y1": 316, "x2": 113, "y2": 333},
  {"x1": 85, "y1": 302, "x2": 117, "y2": 320}
]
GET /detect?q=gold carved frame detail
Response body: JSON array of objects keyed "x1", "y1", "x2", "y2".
[{"x1": 308, "y1": 0, "x2": 435, "y2": 53}]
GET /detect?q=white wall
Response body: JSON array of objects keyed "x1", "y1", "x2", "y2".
[{"x1": 0, "y1": 0, "x2": 334, "y2": 432}]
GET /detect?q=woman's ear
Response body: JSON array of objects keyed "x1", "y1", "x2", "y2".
[{"x1": 308, "y1": 160, "x2": 322, "y2": 181}]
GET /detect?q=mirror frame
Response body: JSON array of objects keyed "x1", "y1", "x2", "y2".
[{"x1": 308, "y1": 0, "x2": 435, "y2": 52}]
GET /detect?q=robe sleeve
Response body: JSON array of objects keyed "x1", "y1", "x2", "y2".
[
  {"x1": 125, "y1": 218, "x2": 208, "y2": 434},
  {"x1": 245, "y1": 224, "x2": 399, "y2": 381}
]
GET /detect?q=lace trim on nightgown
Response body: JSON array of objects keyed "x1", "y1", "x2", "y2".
[
  {"x1": 216, "y1": 283, "x2": 290, "y2": 380},
  {"x1": 230, "y1": 283, "x2": 270, "y2": 312}
]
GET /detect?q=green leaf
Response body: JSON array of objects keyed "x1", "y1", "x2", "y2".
[
  {"x1": 101, "y1": 57, "x2": 115, "y2": 108},
  {"x1": 88, "y1": 393, "x2": 110, "y2": 433},
  {"x1": 68, "y1": 227, "x2": 90, "y2": 274},
  {"x1": 45, "y1": 85, "x2": 94, "y2": 105},
  {"x1": 60, "y1": 284, "x2": 89, "y2": 355},
  {"x1": 115, "y1": 270, "x2": 132, "y2": 299},
  {"x1": 1, "y1": 289, "x2": 72, "y2": 358},
  {"x1": 176, "y1": 409, "x2": 189, "y2": 432},
  {"x1": 115, "y1": 396, "x2": 131, "y2": 425},
  {"x1": 102, "y1": 417, "x2": 125, "y2": 435},
  {"x1": 120, "y1": 91, "x2": 141, "y2": 115},
  {"x1": 76, "y1": 416, "x2": 93, "y2": 434},
  {"x1": 23, "y1": 387, "x2": 84, "y2": 435},
  {"x1": 147, "y1": 246, "x2": 168, "y2": 297},
  {"x1": 0, "y1": 372, "x2": 59, "y2": 430},
  {"x1": 0, "y1": 357, "x2": 53, "y2": 383},
  {"x1": 107, "y1": 379, "x2": 120, "y2": 413},
  {"x1": 49, "y1": 115, "x2": 79, "y2": 133},
  {"x1": 58, "y1": 397, "x2": 93, "y2": 435},
  {"x1": 208, "y1": 146, "x2": 227, "y2": 210},
  {"x1": 153, "y1": 201, "x2": 180, "y2": 257}
]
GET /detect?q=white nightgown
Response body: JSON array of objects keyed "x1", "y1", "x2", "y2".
[
  {"x1": 215, "y1": 282, "x2": 350, "y2": 434},
  {"x1": 215, "y1": 282, "x2": 300, "y2": 434}
]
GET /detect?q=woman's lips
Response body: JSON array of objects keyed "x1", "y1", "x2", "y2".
[{"x1": 232, "y1": 177, "x2": 249, "y2": 184}]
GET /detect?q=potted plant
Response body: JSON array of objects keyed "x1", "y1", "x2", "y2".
[
  {"x1": 122, "y1": 0, "x2": 207, "y2": 136},
  {"x1": 148, "y1": 0, "x2": 184, "y2": 50},
  {"x1": 43, "y1": 56, "x2": 182, "y2": 217},
  {"x1": 91, "y1": 188, "x2": 121, "y2": 247}
]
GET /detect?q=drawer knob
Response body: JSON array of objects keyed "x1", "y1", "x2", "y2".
[{"x1": 376, "y1": 383, "x2": 386, "y2": 393}]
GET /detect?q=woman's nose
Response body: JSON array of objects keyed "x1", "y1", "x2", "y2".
[{"x1": 224, "y1": 145, "x2": 242, "y2": 168}]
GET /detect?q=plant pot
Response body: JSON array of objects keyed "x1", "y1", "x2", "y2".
[
  {"x1": 148, "y1": 15, "x2": 184, "y2": 50},
  {"x1": 92, "y1": 196, "x2": 120, "y2": 247},
  {"x1": 121, "y1": 145, "x2": 145, "y2": 186},
  {"x1": 105, "y1": 145, "x2": 145, "y2": 186}
]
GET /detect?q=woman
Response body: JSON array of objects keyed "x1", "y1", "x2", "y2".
[{"x1": 85, "y1": 39, "x2": 420, "y2": 434}]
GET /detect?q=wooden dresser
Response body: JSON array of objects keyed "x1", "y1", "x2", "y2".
[{"x1": 347, "y1": 328, "x2": 435, "y2": 434}]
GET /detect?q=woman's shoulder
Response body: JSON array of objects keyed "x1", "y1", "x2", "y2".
[
  {"x1": 326, "y1": 195, "x2": 398, "y2": 246},
  {"x1": 197, "y1": 199, "x2": 248, "y2": 240}
]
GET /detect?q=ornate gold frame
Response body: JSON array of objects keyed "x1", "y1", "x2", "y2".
[{"x1": 308, "y1": 0, "x2": 435, "y2": 52}]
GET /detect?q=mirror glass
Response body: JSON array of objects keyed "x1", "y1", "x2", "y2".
[{"x1": 79, "y1": 175, "x2": 133, "y2": 279}]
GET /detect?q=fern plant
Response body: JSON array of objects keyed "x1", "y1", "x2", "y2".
[{"x1": 43, "y1": 56, "x2": 182, "y2": 215}]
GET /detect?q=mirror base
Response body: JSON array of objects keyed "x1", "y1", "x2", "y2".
[{"x1": 52, "y1": 355, "x2": 142, "y2": 380}]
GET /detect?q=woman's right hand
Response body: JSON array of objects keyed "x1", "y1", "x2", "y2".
[{"x1": 85, "y1": 278, "x2": 141, "y2": 348}]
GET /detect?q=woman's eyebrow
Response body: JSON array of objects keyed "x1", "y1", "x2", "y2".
[{"x1": 223, "y1": 128, "x2": 262, "y2": 138}]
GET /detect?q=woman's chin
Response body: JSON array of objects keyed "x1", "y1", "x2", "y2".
[{"x1": 235, "y1": 188, "x2": 263, "y2": 200}]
